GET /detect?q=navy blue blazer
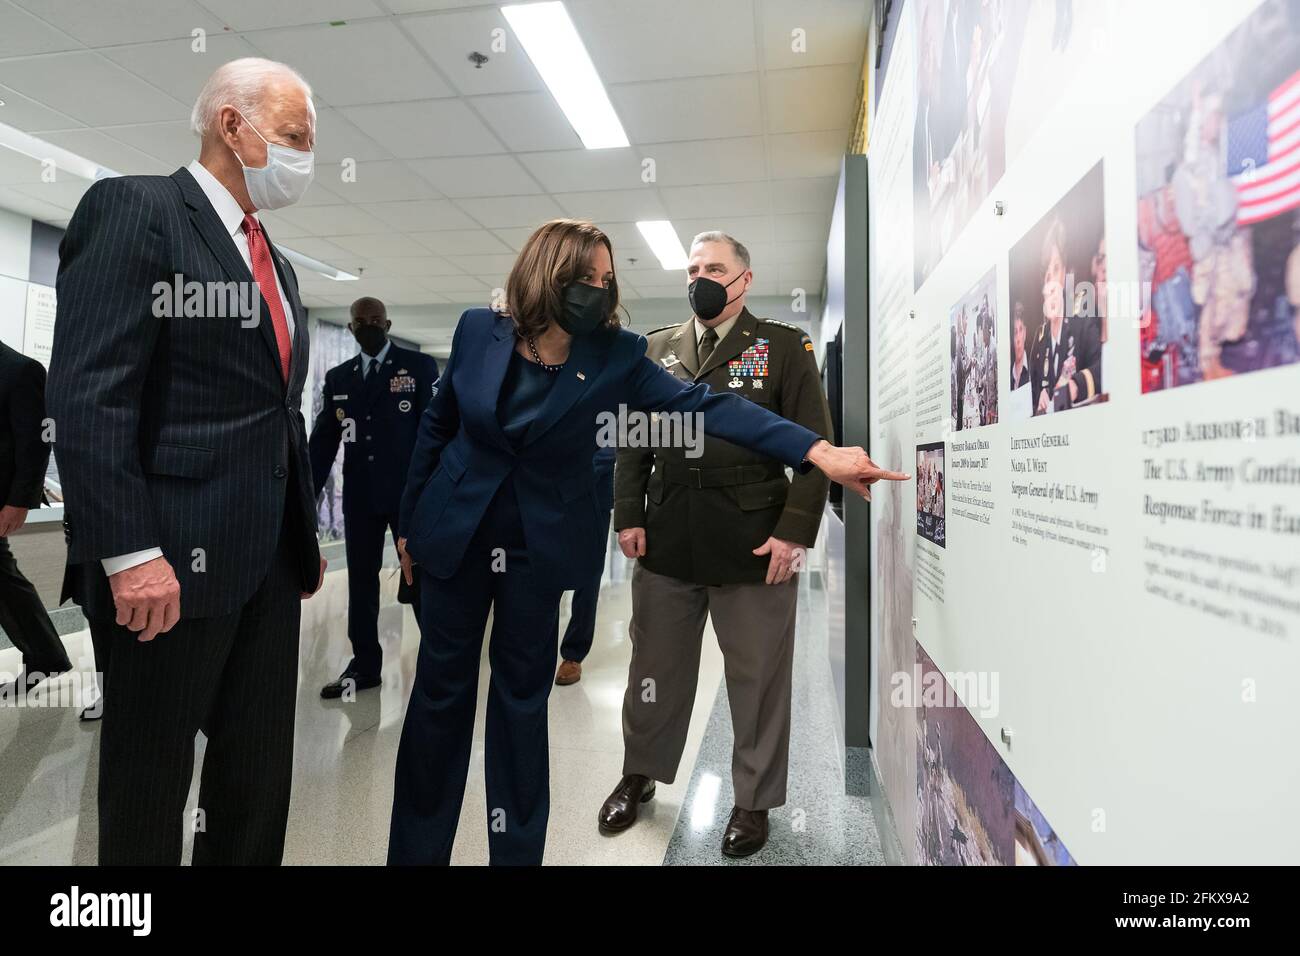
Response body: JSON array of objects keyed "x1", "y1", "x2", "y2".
[{"x1": 399, "y1": 309, "x2": 823, "y2": 593}]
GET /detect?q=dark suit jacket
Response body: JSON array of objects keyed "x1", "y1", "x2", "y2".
[
  {"x1": 48, "y1": 167, "x2": 321, "y2": 620},
  {"x1": 0, "y1": 340, "x2": 51, "y2": 511},
  {"x1": 309, "y1": 343, "x2": 439, "y2": 516},
  {"x1": 398, "y1": 309, "x2": 820, "y2": 594}
]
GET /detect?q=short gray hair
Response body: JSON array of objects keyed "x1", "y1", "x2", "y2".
[
  {"x1": 691, "y1": 231, "x2": 751, "y2": 270},
  {"x1": 191, "y1": 57, "x2": 313, "y2": 138}
]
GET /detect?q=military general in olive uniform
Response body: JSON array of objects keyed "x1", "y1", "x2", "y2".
[{"x1": 599, "y1": 231, "x2": 832, "y2": 858}]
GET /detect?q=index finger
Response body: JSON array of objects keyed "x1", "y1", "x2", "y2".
[{"x1": 871, "y1": 469, "x2": 911, "y2": 482}]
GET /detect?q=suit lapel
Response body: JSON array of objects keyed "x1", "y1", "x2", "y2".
[
  {"x1": 173, "y1": 167, "x2": 284, "y2": 389},
  {"x1": 697, "y1": 309, "x2": 759, "y2": 380},
  {"x1": 473, "y1": 314, "x2": 518, "y2": 451},
  {"x1": 521, "y1": 330, "x2": 604, "y2": 447}
]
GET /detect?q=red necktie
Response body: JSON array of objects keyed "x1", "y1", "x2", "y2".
[{"x1": 242, "y1": 214, "x2": 292, "y2": 384}]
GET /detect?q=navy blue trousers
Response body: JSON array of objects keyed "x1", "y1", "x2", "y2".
[{"x1": 388, "y1": 481, "x2": 561, "y2": 865}]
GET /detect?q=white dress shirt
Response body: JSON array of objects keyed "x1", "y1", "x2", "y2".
[{"x1": 102, "y1": 160, "x2": 298, "y2": 577}]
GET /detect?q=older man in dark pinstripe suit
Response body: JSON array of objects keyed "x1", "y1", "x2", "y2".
[{"x1": 47, "y1": 58, "x2": 325, "y2": 865}]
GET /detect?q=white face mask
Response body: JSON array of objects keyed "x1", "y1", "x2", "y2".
[{"x1": 233, "y1": 110, "x2": 314, "y2": 210}]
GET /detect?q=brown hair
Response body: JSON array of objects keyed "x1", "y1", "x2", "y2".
[{"x1": 505, "y1": 219, "x2": 622, "y2": 338}]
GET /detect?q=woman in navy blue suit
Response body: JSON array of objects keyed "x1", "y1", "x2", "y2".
[{"x1": 387, "y1": 220, "x2": 906, "y2": 865}]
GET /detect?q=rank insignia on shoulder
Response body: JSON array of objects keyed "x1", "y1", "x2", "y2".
[
  {"x1": 761, "y1": 319, "x2": 801, "y2": 332},
  {"x1": 728, "y1": 377, "x2": 744, "y2": 389}
]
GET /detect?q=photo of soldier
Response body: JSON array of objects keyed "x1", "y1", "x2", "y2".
[
  {"x1": 950, "y1": 268, "x2": 999, "y2": 432},
  {"x1": 1135, "y1": 0, "x2": 1300, "y2": 391},
  {"x1": 912, "y1": 0, "x2": 1108, "y2": 291},
  {"x1": 915, "y1": 442, "x2": 946, "y2": 548},
  {"x1": 1009, "y1": 161, "x2": 1107, "y2": 417}
]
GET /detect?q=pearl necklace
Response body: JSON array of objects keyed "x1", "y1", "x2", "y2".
[{"x1": 526, "y1": 335, "x2": 564, "y2": 372}]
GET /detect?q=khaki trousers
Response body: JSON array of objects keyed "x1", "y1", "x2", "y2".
[{"x1": 621, "y1": 563, "x2": 798, "y2": 810}]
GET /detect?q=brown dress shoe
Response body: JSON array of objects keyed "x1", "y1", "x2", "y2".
[
  {"x1": 598, "y1": 774, "x2": 656, "y2": 832},
  {"x1": 555, "y1": 659, "x2": 582, "y2": 685},
  {"x1": 721, "y1": 807, "x2": 769, "y2": 857}
]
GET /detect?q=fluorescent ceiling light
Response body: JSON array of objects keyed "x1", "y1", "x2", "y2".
[
  {"x1": 636, "y1": 220, "x2": 688, "y2": 270},
  {"x1": 0, "y1": 120, "x2": 116, "y2": 181},
  {"x1": 502, "y1": 1, "x2": 629, "y2": 149}
]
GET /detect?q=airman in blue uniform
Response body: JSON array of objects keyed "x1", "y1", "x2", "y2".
[{"x1": 309, "y1": 297, "x2": 439, "y2": 698}]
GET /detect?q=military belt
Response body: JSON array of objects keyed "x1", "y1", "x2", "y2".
[{"x1": 659, "y1": 461, "x2": 786, "y2": 489}]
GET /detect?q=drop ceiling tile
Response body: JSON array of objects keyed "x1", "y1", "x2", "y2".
[
  {"x1": 416, "y1": 274, "x2": 490, "y2": 293},
  {"x1": 771, "y1": 212, "x2": 832, "y2": 242},
  {"x1": 355, "y1": 254, "x2": 465, "y2": 277},
  {"x1": 777, "y1": 264, "x2": 825, "y2": 291},
  {"x1": 99, "y1": 34, "x2": 263, "y2": 108},
  {"x1": 359, "y1": 198, "x2": 481, "y2": 232},
  {"x1": 312, "y1": 106, "x2": 393, "y2": 164},
  {"x1": 489, "y1": 226, "x2": 537, "y2": 251},
  {"x1": 248, "y1": 20, "x2": 453, "y2": 106},
  {"x1": 440, "y1": 288, "x2": 496, "y2": 304},
  {"x1": 325, "y1": 159, "x2": 441, "y2": 203},
  {"x1": 639, "y1": 137, "x2": 767, "y2": 187},
  {"x1": 276, "y1": 236, "x2": 355, "y2": 263},
  {"x1": 611, "y1": 74, "x2": 763, "y2": 144},
  {"x1": 407, "y1": 154, "x2": 542, "y2": 197},
  {"x1": 410, "y1": 228, "x2": 513, "y2": 255},
  {"x1": 269, "y1": 202, "x2": 389, "y2": 236},
  {"x1": 553, "y1": 188, "x2": 665, "y2": 222},
  {"x1": 453, "y1": 193, "x2": 564, "y2": 228},
  {"x1": 10, "y1": 0, "x2": 226, "y2": 46},
  {"x1": 517, "y1": 148, "x2": 646, "y2": 194},
  {"x1": 0, "y1": 2, "x2": 80, "y2": 57},
  {"x1": 404, "y1": 7, "x2": 544, "y2": 96},
  {"x1": 295, "y1": 178, "x2": 349, "y2": 207},
  {"x1": 100, "y1": 121, "x2": 198, "y2": 167},
  {"x1": 195, "y1": 0, "x2": 387, "y2": 32},
  {"x1": 770, "y1": 176, "x2": 837, "y2": 215},
  {"x1": 660, "y1": 181, "x2": 771, "y2": 219},
  {"x1": 0, "y1": 53, "x2": 190, "y2": 126},
  {"x1": 40, "y1": 128, "x2": 172, "y2": 177},
  {"x1": 763, "y1": 63, "x2": 859, "y2": 133},
  {"x1": 338, "y1": 99, "x2": 503, "y2": 158},
  {"x1": 470, "y1": 91, "x2": 583, "y2": 152},
  {"x1": 674, "y1": 215, "x2": 776, "y2": 247},
  {"x1": 767, "y1": 129, "x2": 848, "y2": 179},
  {"x1": 0, "y1": 83, "x2": 82, "y2": 133},
  {"x1": 0, "y1": 185, "x2": 79, "y2": 224},
  {"x1": 569, "y1": 0, "x2": 757, "y2": 84},
  {"x1": 758, "y1": 0, "x2": 870, "y2": 70},
  {"x1": 445, "y1": 253, "x2": 518, "y2": 274}
]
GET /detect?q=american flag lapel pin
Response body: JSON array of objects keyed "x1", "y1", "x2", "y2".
[{"x1": 576, "y1": 371, "x2": 586, "y2": 381}]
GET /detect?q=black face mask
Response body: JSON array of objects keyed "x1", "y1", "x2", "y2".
[
  {"x1": 354, "y1": 324, "x2": 388, "y2": 356},
  {"x1": 688, "y1": 271, "x2": 746, "y2": 321},
  {"x1": 557, "y1": 282, "x2": 609, "y2": 336}
]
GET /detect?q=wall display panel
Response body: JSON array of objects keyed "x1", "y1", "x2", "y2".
[{"x1": 869, "y1": 0, "x2": 1300, "y2": 865}]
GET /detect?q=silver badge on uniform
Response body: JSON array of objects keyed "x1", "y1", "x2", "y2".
[
  {"x1": 728, "y1": 377, "x2": 743, "y2": 389},
  {"x1": 398, "y1": 399, "x2": 412, "y2": 412}
]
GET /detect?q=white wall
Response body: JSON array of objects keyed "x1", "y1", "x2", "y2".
[{"x1": 0, "y1": 205, "x2": 33, "y2": 349}]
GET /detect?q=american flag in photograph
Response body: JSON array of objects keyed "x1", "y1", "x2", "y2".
[{"x1": 1227, "y1": 68, "x2": 1300, "y2": 226}]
